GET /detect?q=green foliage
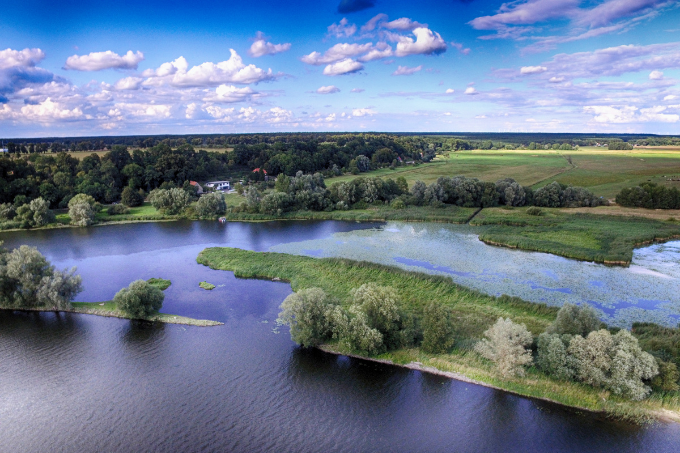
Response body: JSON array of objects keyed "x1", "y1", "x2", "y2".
[
  {"x1": 474, "y1": 317, "x2": 534, "y2": 377},
  {"x1": 147, "y1": 278, "x2": 171, "y2": 291},
  {"x1": 107, "y1": 204, "x2": 130, "y2": 215},
  {"x1": 69, "y1": 201, "x2": 96, "y2": 226},
  {"x1": 114, "y1": 279, "x2": 165, "y2": 318},
  {"x1": 148, "y1": 188, "x2": 190, "y2": 215},
  {"x1": 474, "y1": 208, "x2": 680, "y2": 264},
  {"x1": 0, "y1": 242, "x2": 82, "y2": 309},
  {"x1": 536, "y1": 333, "x2": 575, "y2": 380},
  {"x1": 651, "y1": 360, "x2": 680, "y2": 393},
  {"x1": 195, "y1": 192, "x2": 227, "y2": 217},
  {"x1": 121, "y1": 186, "x2": 144, "y2": 207},
  {"x1": 421, "y1": 302, "x2": 456, "y2": 353},
  {"x1": 68, "y1": 193, "x2": 97, "y2": 209},
  {"x1": 391, "y1": 199, "x2": 406, "y2": 210},
  {"x1": 608, "y1": 141, "x2": 633, "y2": 150},
  {"x1": 260, "y1": 192, "x2": 292, "y2": 215},
  {"x1": 547, "y1": 303, "x2": 602, "y2": 337},
  {"x1": 278, "y1": 288, "x2": 340, "y2": 347},
  {"x1": 526, "y1": 206, "x2": 542, "y2": 216},
  {"x1": 14, "y1": 198, "x2": 55, "y2": 228},
  {"x1": 568, "y1": 329, "x2": 658, "y2": 400},
  {"x1": 199, "y1": 281, "x2": 216, "y2": 290},
  {"x1": 632, "y1": 322, "x2": 680, "y2": 372},
  {"x1": 616, "y1": 183, "x2": 680, "y2": 210}
]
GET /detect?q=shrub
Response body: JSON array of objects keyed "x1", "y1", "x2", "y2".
[
  {"x1": 421, "y1": 302, "x2": 456, "y2": 353},
  {"x1": 546, "y1": 303, "x2": 602, "y2": 337},
  {"x1": 15, "y1": 198, "x2": 55, "y2": 228},
  {"x1": 68, "y1": 193, "x2": 97, "y2": 209},
  {"x1": 69, "y1": 202, "x2": 95, "y2": 226},
  {"x1": 568, "y1": 329, "x2": 658, "y2": 400},
  {"x1": 536, "y1": 333, "x2": 575, "y2": 380},
  {"x1": 651, "y1": 360, "x2": 680, "y2": 393},
  {"x1": 114, "y1": 280, "x2": 165, "y2": 318},
  {"x1": 350, "y1": 283, "x2": 401, "y2": 338},
  {"x1": 526, "y1": 206, "x2": 542, "y2": 216},
  {"x1": 474, "y1": 317, "x2": 533, "y2": 377},
  {"x1": 0, "y1": 243, "x2": 82, "y2": 309},
  {"x1": 391, "y1": 199, "x2": 406, "y2": 210},
  {"x1": 259, "y1": 192, "x2": 291, "y2": 215},
  {"x1": 278, "y1": 288, "x2": 340, "y2": 347},
  {"x1": 0, "y1": 203, "x2": 15, "y2": 220},
  {"x1": 121, "y1": 187, "x2": 144, "y2": 207},
  {"x1": 149, "y1": 188, "x2": 190, "y2": 215},
  {"x1": 196, "y1": 192, "x2": 227, "y2": 217},
  {"x1": 107, "y1": 204, "x2": 130, "y2": 215}
]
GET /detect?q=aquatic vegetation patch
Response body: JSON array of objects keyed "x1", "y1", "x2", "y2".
[{"x1": 199, "y1": 281, "x2": 216, "y2": 290}]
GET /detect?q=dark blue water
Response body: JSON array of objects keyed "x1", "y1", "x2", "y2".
[{"x1": 1, "y1": 220, "x2": 679, "y2": 452}]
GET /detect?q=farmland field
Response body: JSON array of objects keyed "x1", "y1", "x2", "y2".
[{"x1": 325, "y1": 146, "x2": 680, "y2": 199}]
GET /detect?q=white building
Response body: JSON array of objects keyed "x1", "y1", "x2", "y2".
[
  {"x1": 205, "y1": 181, "x2": 231, "y2": 191},
  {"x1": 0, "y1": 148, "x2": 8, "y2": 153}
]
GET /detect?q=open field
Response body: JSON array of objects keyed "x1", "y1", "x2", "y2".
[
  {"x1": 197, "y1": 247, "x2": 680, "y2": 422},
  {"x1": 325, "y1": 146, "x2": 680, "y2": 199}
]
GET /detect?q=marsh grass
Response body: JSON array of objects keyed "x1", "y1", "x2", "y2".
[
  {"x1": 197, "y1": 247, "x2": 680, "y2": 423},
  {"x1": 473, "y1": 207, "x2": 680, "y2": 264}
]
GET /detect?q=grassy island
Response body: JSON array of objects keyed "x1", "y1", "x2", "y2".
[{"x1": 197, "y1": 247, "x2": 680, "y2": 423}]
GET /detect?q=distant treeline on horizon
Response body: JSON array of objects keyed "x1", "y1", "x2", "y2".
[{"x1": 2, "y1": 132, "x2": 679, "y2": 150}]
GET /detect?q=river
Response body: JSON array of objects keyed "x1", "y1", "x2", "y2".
[{"x1": 1, "y1": 220, "x2": 679, "y2": 452}]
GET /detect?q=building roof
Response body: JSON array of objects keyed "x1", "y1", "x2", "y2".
[
  {"x1": 252, "y1": 168, "x2": 267, "y2": 175},
  {"x1": 206, "y1": 181, "x2": 230, "y2": 184}
]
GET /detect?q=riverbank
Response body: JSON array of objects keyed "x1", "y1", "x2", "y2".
[
  {"x1": 197, "y1": 247, "x2": 680, "y2": 423},
  {"x1": 4, "y1": 202, "x2": 680, "y2": 267},
  {"x1": 4, "y1": 302, "x2": 223, "y2": 326}
]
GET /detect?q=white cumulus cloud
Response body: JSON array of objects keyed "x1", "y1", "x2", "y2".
[
  {"x1": 146, "y1": 50, "x2": 276, "y2": 87},
  {"x1": 446, "y1": 88, "x2": 455, "y2": 93},
  {"x1": 64, "y1": 50, "x2": 144, "y2": 71},
  {"x1": 520, "y1": 65, "x2": 548, "y2": 74},
  {"x1": 316, "y1": 85, "x2": 341, "y2": 94},
  {"x1": 248, "y1": 33, "x2": 291, "y2": 57},
  {"x1": 394, "y1": 28, "x2": 447, "y2": 57},
  {"x1": 392, "y1": 65, "x2": 422, "y2": 76},
  {"x1": 302, "y1": 43, "x2": 373, "y2": 65},
  {"x1": 323, "y1": 58, "x2": 364, "y2": 76},
  {"x1": 465, "y1": 87, "x2": 479, "y2": 95},
  {"x1": 0, "y1": 48, "x2": 45, "y2": 69},
  {"x1": 114, "y1": 77, "x2": 144, "y2": 90},
  {"x1": 649, "y1": 70, "x2": 664, "y2": 80},
  {"x1": 352, "y1": 108, "x2": 376, "y2": 117}
]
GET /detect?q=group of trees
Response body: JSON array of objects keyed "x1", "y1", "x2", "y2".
[
  {"x1": 0, "y1": 143, "x2": 229, "y2": 209},
  {"x1": 278, "y1": 284, "x2": 423, "y2": 354},
  {"x1": 476, "y1": 304, "x2": 663, "y2": 401},
  {"x1": 0, "y1": 197, "x2": 55, "y2": 229},
  {"x1": 237, "y1": 172, "x2": 601, "y2": 216},
  {"x1": 616, "y1": 183, "x2": 680, "y2": 209},
  {"x1": 280, "y1": 288, "x2": 669, "y2": 401},
  {"x1": 0, "y1": 240, "x2": 166, "y2": 319},
  {"x1": 0, "y1": 242, "x2": 82, "y2": 310}
]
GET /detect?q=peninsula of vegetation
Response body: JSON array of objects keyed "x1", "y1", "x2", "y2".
[
  {"x1": 0, "y1": 242, "x2": 221, "y2": 326},
  {"x1": 197, "y1": 247, "x2": 680, "y2": 423}
]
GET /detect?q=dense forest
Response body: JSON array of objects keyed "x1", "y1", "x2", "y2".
[{"x1": 2, "y1": 132, "x2": 679, "y2": 156}]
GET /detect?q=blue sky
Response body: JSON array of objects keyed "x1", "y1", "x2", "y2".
[{"x1": 1, "y1": 0, "x2": 680, "y2": 137}]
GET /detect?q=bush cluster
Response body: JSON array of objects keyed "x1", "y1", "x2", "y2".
[
  {"x1": 0, "y1": 242, "x2": 82, "y2": 309},
  {"x1": 616, "y1": 183, "x2": 680, "y2": 209},
  {"x1": 114, "y1": 279, "x2": 165, "y2": 318},
  {"x1": 148, "y1": 188, "x2": 191, "y2": 215}
]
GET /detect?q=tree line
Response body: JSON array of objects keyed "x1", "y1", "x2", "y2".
[
  {"x1": 616, "y1": 183, "x2": 680, "y2": 210},
  {"x1": 279, "y1": 285, "x2": 676, "y2": 401}
]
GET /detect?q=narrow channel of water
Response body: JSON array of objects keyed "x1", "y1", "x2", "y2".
[{"x1": 1, "y1": 220, "x2": 680, "y2": 452}]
